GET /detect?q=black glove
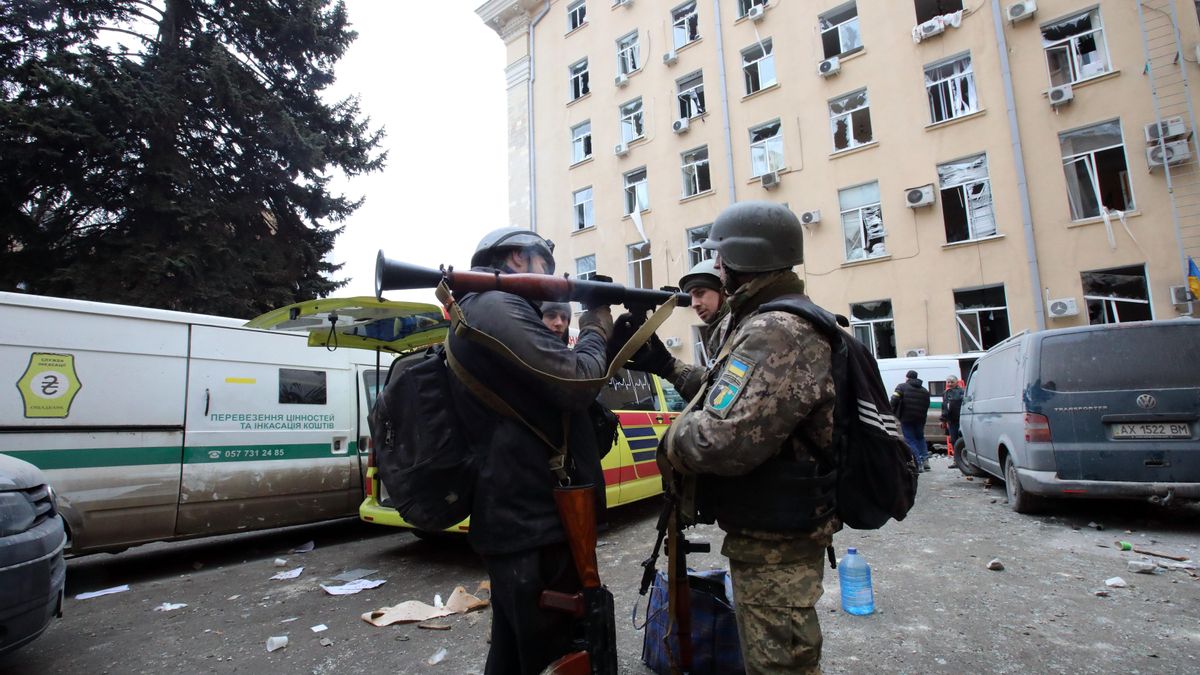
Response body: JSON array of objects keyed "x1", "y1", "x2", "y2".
[
  {"x1": 627, "y1": 333, "x2": 674, "y2": 377},
  {"x1": 607, "y1": 312, "x2": 640, "y2": 365}
]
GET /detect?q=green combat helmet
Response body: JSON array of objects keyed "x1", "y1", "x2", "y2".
[
  {"x1": 678, "y1": 258, "x2": 722, "y2": 293},
  {"x1": 470, "y1": 227, "x2": 556, "y2": 273},
  {"x1": 701, "y1": 201, "x2": 803, "y2": 272}
]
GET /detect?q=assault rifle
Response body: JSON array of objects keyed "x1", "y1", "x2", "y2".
[
  {"x1": 375, "y1": 252, "x2": 691, "y2": 310},
  {"x1": 538, "y1": 485, "x2": 618, "y2": 675}
]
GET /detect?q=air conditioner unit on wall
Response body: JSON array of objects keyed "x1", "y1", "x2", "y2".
[
  {"x1": 1006, "y1": 1, "x2": 1036, "y2": 22},
  {"x1": 614, "y1": 142, "x2": 629, "y2": 157},
  {"x1": 663, "y1": 51, "x2": 678, "y2": 66},
  {"x1": 747, "y1": 5, "x2": 765, "y2": 22},
  {"x1": 1145, "y1": 117, "x2": 1189, "y2": 143},
  {"x1": 664, "y1": 336, "x2": 682, "y2": 348},
  {"x1": 1169, "y1": 285, "x2": 1195, "y2": 304},
  {"x1": 672, "y1": 118, "x2": 690, "y2": 134},
  {"x1": 800, "y1": 209, "x2": 821, "y2": 225},
  {"x1": 760, "y1": 171, "x2": 780, "y2": 189},
  {"x1": 905, "y1": 348, "x2": 927, "y2": 358},
  {"x1": 1047, "y1": 297, "x2": 1079, "y2": 318},
  {"x1": 1146, "y1": 140, "x2": 1193, "y2": 168},
  {"x1": 818, "y1": 57, "x2": 840, "y2": 78},
  {"x1": 1048, "y1": 84, "x2": 1073, "y2": 107},
  {"x1": 615, "y1": 73, "x2": 629, "y2": 87},
  {"x1": 906, "y1": 185, "x2": 935, "y2": 207},
  {"x1": 918, "y1": 18, "x2": 945, "y2": 39}
]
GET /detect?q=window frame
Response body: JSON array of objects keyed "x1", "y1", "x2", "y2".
[
  {"x1": 686, "y1": 224, "x2": 714, "y2": 267},
  {"x1": 1058, "y1": 119, "x2": 1135, "y2": 221},
  {"x1": 937, "y1": 153, "x2": 997, "y2": 243},
  {"x1": 953, "y1": 285, "x2": 1011, "y2": 353},
  {"x1": 619, "y1": 97, "x2": 645, "y2": 144},
  {"x1": 1081, "y1": 264, "x2": 1153, "y2": 324},
  {"x1": 839, "y1": 181, "x2": 886, "y2": 261},
  {"x1": 819, "y1": 2, "x2": 863, "y2": 59},
  {"x1": 741, "y1": 38, "x2": 776, "y2": 95},
  {"x1": 849, "y1": 299, "x2": 897, "y2": 359},
  {"x1": 672, "y1": 1, "x2": 701, "y2": 49},
  {"x1": 916, "y1": 0, "x2": 964, "y2": 24},
  {"x1": 748, "y1": 119, "x2": 784, "y2": 177},
  {"x1": 829, "y1": 88, "x2": 873, "y2": 152},
  {"x1": 925, "y1": 52, "x2": 977, "y2": 124},
  {"x1": 627, "y1": 241, "x2": 653, "y2": 289},
  {"x1": 567, "y1": 0, "x2": 587, "y2": 31},
  {"x1": 624, "y1": 166, "x2": 649, "y2": 215},
  {"x1": 575, "y1": 254, "x2": 597, "y2": 281},
  {"x1": 569, "y1": 58, "x2": 590, "y2": 100},
  {"x1": 572, "y1": 186, "x2": 594, "y2": 231},
  {"x1": 676, "y1": 71, "x2": 706, "y2": 120},
  {"x1": 680, "y1": 146, "x2": 712, "y2": 198},
  {"x1": 737, "y1": 0, "x2": 767, "y2": 18},
  {"x1": 570, "y1": 120, "x2": 592, "y2": 164},
  {"x1": 616, "y1": 30, "x2": 641, "y2": 76},
  {"x1": 1041, "y1": 7, "x2": 1112, "y2": 87}
]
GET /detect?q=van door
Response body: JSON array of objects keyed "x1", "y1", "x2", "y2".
[
  {"x1": 596, "y1": 369, "x2": 666, "y2": 505},
  {"x1": 177, "y1": 325, "x2": 359, "y2": 537},
  {"x1": 966, "y1": 346, "x2": 1021, "y2": 476},
  {"x1": 354, "y1": 361, "x2": 388, "y2": 494},
  {"x1": 1035, "y1": 323, "x2": 1200, "y2": 484}
]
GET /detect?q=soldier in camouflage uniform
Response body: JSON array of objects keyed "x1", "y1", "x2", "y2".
[{"x1": 620, "y1": 201, "x2": 839, "y2": 674}]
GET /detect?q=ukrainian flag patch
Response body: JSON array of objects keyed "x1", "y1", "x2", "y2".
[{"x1": 726, "y1": 357, "x2": 749, "y2": 379}]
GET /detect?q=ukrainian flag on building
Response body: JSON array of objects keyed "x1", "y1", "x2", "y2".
[{"x1": 1189, "y1": 257, "x2": 1200, "y2": 301}]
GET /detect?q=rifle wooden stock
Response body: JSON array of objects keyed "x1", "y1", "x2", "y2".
[
  {"x1": 666, "y1": 509, "x2": 695, "y2": 674},
  {"x1": 545, "y1": 651, "x2": 591, "y2": 675},
  {"x1": 538, "y1": 589, "x2": 585, "y2": 618},
  {"x1": 375, "y1": 251, "x2": 691, "y2": 309},
  {"x1": 554, "y1": 485, "x2": 601, "y2": 589}
]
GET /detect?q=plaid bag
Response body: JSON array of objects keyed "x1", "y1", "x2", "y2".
[{"x1": 640, "y1": 569, "x2": 745, "y2": 675}]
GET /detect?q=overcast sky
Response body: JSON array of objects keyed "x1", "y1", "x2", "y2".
[{"x1": 325, "y1": 1, "x2": 509, "y2": 302}]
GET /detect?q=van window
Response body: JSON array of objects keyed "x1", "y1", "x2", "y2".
[
  {"x1": 969, "y1": 347, "x2": 1016, "y2": 401},
  {"x1": 1039, "y1": 325, "x2": 1200, "y2": 392},
  {"x1": 927, "y1": 380, "x2": 946, "y2": 397},
  {"x1": 279, "y1": 368, "x2": 327, "y2": 405},
  {"x1": 598, "y1": 370, "x2": 661, "y2": 411},
  {"x1": 362, "y1": 370, "x2": 383, "y2": 409}
]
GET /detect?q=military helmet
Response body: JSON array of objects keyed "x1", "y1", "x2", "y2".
[
  {"x1": 700, "y1": 201, "x2": 803, "y2": 272},
  {"x1": 678, "y1": 258, "x2": 722, "y2": 293},
  {"x1": 470, "y1": 227, "x2": 556, "y2": 272}
]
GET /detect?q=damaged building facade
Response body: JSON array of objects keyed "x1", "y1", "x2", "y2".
[{"x1": 477, "y1": 0, "x2": 1200, "y2": 365}]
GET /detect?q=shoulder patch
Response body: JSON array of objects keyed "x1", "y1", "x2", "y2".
[{"x1": 704, "y1": 351, "x2": 757, "y2": 419}]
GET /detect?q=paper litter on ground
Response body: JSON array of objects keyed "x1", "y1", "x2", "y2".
[
  {"x1": 270, "y1": 567, "x2": 304, "y2": 580},
  {"x1": 280, "y1": 617, "x2": 299, "y2": 623},
  {"x1": 320, "y1": 578, "x2": 386, "y2": 595},
  {"x1": 153, "y1": 602, "x2": 187, "y2": 612},
  {"x1": 291, "y1": 540, "x2": 315, "y2": 553},
  {"x1": 330, "y1": 568, "x2": 378, "y2": 583},
  {"x1": 445, "y1": 586, "x2": 489, "y2": 614},
  {"x1": 76, "y1": 585, "x2": 130, "y2": 600},
  {"x1": 361, "y1": 601, "x2": 455, "y2": 627},
  {"x1": 311, "y1": 624, "x2": 328, "y2": 633}
]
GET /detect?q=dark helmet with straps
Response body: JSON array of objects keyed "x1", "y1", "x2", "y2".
[
  {"x1": 701, "y1": 201, "x2": 803, "y2": 272},
  {"x1": 678, "y1": 258, "x2": 722, "y2": 293},
  {"x1": 470, "y1": 227, "x2": 556, "y2": 272}
]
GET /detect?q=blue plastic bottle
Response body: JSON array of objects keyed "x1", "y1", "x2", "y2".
[{"x1": 839, "y1": 547, "x2": 875, "y2": 615}]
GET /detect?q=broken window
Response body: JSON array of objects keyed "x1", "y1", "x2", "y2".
[
  {"x1": 925, "y1": 53, "x2": 976, "y2": 124},
  {"x1": 915, "y1": 0, "x2": 963, "y2": 24},
  {"x1": 839, "y1": 181, "x2": 886, "y2": 261},
  {"x1": 571, "y1": 121, "x2": 592, "y2": 164},
  {"x1": 938, "y1": 153, "x2": 996, "y2": 243},
  {"x1": 1059, "y1": 119, "x2": 1133, "y2": 221},
  {"x1": 954, "y1": 285, "x2": 1010, "y2": 352},
  {"x1": 820, "y1": 2, "x2": 862, "y2": 59},
  {"x1": 576, "y1": 254, "x2": 597, "y2": 281},
  {"x1": 672, "y1": 2, "x2": 700, "y2": 48},
  {"x1": 850, "y1": 300, "x2": 897, "y2": 359},
  {"x1": 1042, "y1": 8, "x2": 1110, "y2": 86},
  {"x1": 616, "y1": 31, "x2": 640, "y2": 75},
  {"x1": 742, "y1": 39, "x2": 775, "y2": 95},
  {"x1": 627, "y1": 241, "x2": 653, "y2": 289},
  {"x1": 1082, "y1": 265, "x2": 1152, "y2": 324},
  {"x1": 737, "y1": 0, "x2": 766, "y2": 18},
  {"x1": 624, "y1": 167, "x2": 649, "y2": 215},
  {"x1": 748, "y1": 120, "x2": 784, "y2": 176},
  {"x1": 619, "y1": 98, "x2": 644, "y2": 144},
  {"x1": 567, "y1": 0, "x2": 586, "y2": 31},
  {"x1": 681, "y1": 146, "x2": 711, "y2": 198},
  {"x1": 686, "y1": 224, "x2": 714, "y2": 266},
  {"x1": 569, "y1": 59, "x2": 590, "y2": 100},
  {"x1": 572, "y1": 187, "x2": 594, "y2": 230},
  {"x1": 677, "y1": 71, "x2": 706, "y2": 119},
  {"x1": 829, "y1": 89, "x2": 873, "y2": 152}
]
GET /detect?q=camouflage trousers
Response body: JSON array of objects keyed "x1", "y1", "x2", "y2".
[{"x1": 728, "y1": 548, "x2": 827, "y2": 675}]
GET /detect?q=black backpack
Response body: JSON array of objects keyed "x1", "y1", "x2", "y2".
[
  {"x1": 368, "y1": 347, "x2": 478, "y2": 532},
  {"x1": 759, "y1": 296, "x2": 919, "y2": 530}
]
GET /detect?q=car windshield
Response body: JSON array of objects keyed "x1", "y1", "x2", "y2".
[{"x1": 1039, "y1": 324, "x2": 1200, "y2": 392}]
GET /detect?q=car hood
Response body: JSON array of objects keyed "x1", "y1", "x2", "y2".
[
  {"x1": 245, "y1": 296, "x2": 448, "y2": 355},
  {"x1": 0, "y1": 453, "x2": 48, "y2": 491}
]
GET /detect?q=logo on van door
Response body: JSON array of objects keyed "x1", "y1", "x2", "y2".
[
  {"x1": 16, "y1": 352, "x2": 82, "y2": 419},
  {"x1": 1136, "y1": 394, "x2": 1157, "y2": 410}
]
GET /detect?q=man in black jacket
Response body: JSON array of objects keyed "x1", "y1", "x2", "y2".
[
  {"x1": 891, "y1": 370, "x2": 932, "y2": 472},
  {"x1": 448, "y1": 227, "x2": 613, "y2": 674}
]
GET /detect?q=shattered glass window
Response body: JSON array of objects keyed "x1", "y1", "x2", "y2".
[
  {"x1": 742, "y1": 39, "x2": 776, "y2": 95},
  {"x1": 620, "y1": 98, "x2": 644, "y2": 143},
  {"x1": 624, "y1": 167, "x2": 649, "y2": 215},
  {"x1": 677, "y1": 71, "x2": 706, "y2": 119},
  {"x1": 672, "y1": 2, "x2": 700, "y2": 49},
  {"x1": 839, "y1": 181, "x2": 886, "y2": 261},
  {"x1": 1081, "y1": 265, "x2": 1152, "y2": 324},
  {"x1": 573, "y1": 187, "x2": 594, "y2": 230},
  {"x1": 819, "y1": 3, "x2": 862, "y2": 59},
  {"x1": 1059, "y1": 120, "x2": 1133, "y2": 220},
  {"x1": 850, "y1": 299, "x2": 896, "y2": 358},
  {"x1": 954, "y1": 285, "x2": 1010, "y2": 352},
  {"x1": 617, "y1": 31, "x2": 640, "y2": 75},
  {"x1": 627, "y1": 241, "x2": 653, "y2": 289},
  {"x1": 571, "y1": 121, "x2": 592, "y2": 163},
  {"x1": 576, "y1": 254, "x2": 596, "y2": 281},
  {"x1": 570, "y1": 59, "x2": 590, "y2": 100},
  {"x1": 830, "y1": 89, "x2": 873, "y2": 152},
  {"x1": 937, "y1": 154, "x2": 996, "y2": 243},
  {"x1": 681, "y1": 146, "x2": 711, "y2": 197},
  {"x1": 686, "y1": 225, "x2": 713, "y2": 266},
  {"x1": 567, "y1": 0, "x2": 586, "y2": 31},
  {"x1": 925, "y1": 53, "x2": 976, "y2": 124},
  {"x1": 916, "y1": 0, "x2": 964, "y2": 24},
  {"x1": 748, "y1": 120, "x2": 784, "y2": 176},
  {"x1": 1042, "y1": 8, "x2": 1109, "y2": 86}
]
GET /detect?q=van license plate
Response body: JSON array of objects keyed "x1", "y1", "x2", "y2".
[{"x1": 1110, "y1": 423, "x2": 1191, "y2": 440}]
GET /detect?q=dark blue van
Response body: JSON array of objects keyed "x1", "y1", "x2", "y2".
[{"x1": 956, "y1": 319, "x2": 1200, "y2": 512}]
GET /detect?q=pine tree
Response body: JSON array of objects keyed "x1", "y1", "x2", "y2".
[{"x1": 0, "y1": 0, "x2": 384, "y2": 316}]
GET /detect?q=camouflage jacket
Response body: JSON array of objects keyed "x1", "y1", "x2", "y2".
[{"x1": 665, "y1": 271, "x2": 839, "y2": 560}]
